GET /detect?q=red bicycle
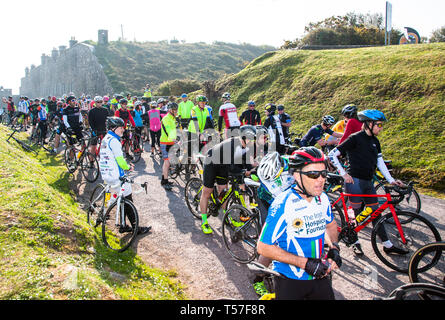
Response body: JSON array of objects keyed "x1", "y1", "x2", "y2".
[{"x1": 328, "y1": 174, "x2": 441, "y2": 273}]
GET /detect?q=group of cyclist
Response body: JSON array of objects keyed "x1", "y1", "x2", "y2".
[{"x1": 1, "y1": 89, "x2": 410, "y2": 301}]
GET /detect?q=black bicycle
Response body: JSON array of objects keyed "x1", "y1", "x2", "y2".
[
  {"x1": 408, "y1": 241, "x2": 445, "y2": 287},
  {"x1": 6, "y1": 127, "x2": 38, "y2": 156},
  {"x1": 376, "y1": 283, "x2": 445, "y2": 300},
  {"x1": 64, "y1": 136, "x2": 100, "y2": 183}
]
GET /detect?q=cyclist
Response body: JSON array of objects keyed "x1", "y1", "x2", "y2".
[
  {"x1": 88, "y1": 96, "x2": 109, "y2": 157},
  {"x1": 338, "y1": 104, "x2": 362, "y2": 144},
  {"x1": 328, "y1": 109, "x2": 407, "y2": 256},
  {"x1": 143, "y1": 83, "x2": 152, "y2": 101},
  {"x1": 300, "y1": 115, "x2": 343, "y2": 148},
  {"x1": 239, "y1": 101, "x2": 262, "y2": 126},
  {"x1": 218, "y1": 92, "x2": 241, "y2": 138},
  {"x1": 99, "y1": 117, "x2": 150, "y2": 235},
  {"x1": 178, "y1": 93, "x2": 194, "y2": 129},
  {"x1": 148, "y1": 101, "x2": 161, "y2": 156},
  {"x1": 199, "y1": 125, "x2": 267, "y2": 234},
  {"x1": 6, "y1": 96, "x2": 15, "y2": 123},
  {"x1": 157, "y1": 98, "x2": 168, "y2": 117},
  {"x1": 264, "y1": 103, "x2": 286, "y2": 155},
  {"x1": 257, "y1": 147, "x2": 341, "y2": 300},
  {"x1": 277, "y1": 104, "x2": 292, "y2": 142},
  {"x1": 160, "y1": 102, "x2": 179, "y2": 191},
  {"x1": 51, "y1": 101, "x2": 66, "y2": 154},
  {"x1": 130, "y1": 101, "x2": 145, "y2": 152},
  {"x1": 63, "y1": 96, "x2": 84, "y2": 144},
  {"x1": 36, "y1": 100, "x2": 48, "y2": 144},
  {"x1": 115, "y1": 98, "x2": 136, "y2": 160}
]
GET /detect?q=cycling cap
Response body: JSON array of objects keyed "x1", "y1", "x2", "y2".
[
  {"x1": 119, "y1": 98, "x2": 128, "y2": 105},
  {"x1": 248, "y1": 100, "x2": 255, "y2": 106},
  {"x1": 289, "y1": 147, "x2": 326, "y2": 169},
  {"x1": 221, "y1": 92, "x2": 231, "y2": 100},
  {"x1": 341, "y1": 104, "x2": 358, "y2": 117},
  {"x1": 357, "y1": 109, "x2": 387, "y2": 122},
  {"x1": 106, "y1": 116, "x2": 125, "y2": 130},
  {"x1": 94, "y1": 96, "x2": 103, "y2": 102},
  {"x1": 322, "y1": 115, "x2": 335, "y2": 125},
  {"x1": 167, "y1": 102, "x2": 178, "y2": 110},
  {"x1": 258, "y1": 152, "x2": 285, "y2": 181},
  {"x1": 196, "y1": 95, "x2": 208, "y2": 102},
  {"x1": 265, "y1": 103, "x2": 276, "y2": 114},
  {"x1": 240, "y1": 125, "x2": 257, "y2": 141},
  {"x1": 66, "y1": 96, "x2": 76, "y2": 103}
]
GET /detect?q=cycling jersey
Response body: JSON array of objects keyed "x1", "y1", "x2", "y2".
[
  {"x1": 278, "y1": 112, "x2": 291, "y2": 138},
  {"x1": 218, "y1": 102, "x2": 240, "y2": 131},
  {"x1": 160, "y1": 112, "x2": 177, "y2": 145},
  {"x1": 178, "y1": 100, "x2": 194, "y2": 119},
  {"x1": 239, "y1": 109, "x2": 262, "y2": 126},
  {"x1": 264, "y1": 114, "x2": 285, "y2": 146},
  {"x1": 339, "y1": 118, "x2": 362, "y2": 144},
  {"x1": 88, "y1": 106, "x2": 109, "y2": 133},
  {"x1": 188, "y1": 106, "x2": 210, "y2": 133},
  {"x1": 325, "y1": 120, "x2": 345, "y2": 142},
  {"x1": 259, "y1": 187, "x2": 333, "y2": 280},
  {"x1": 62, "y1": 106, "x2": 83, "y2": 129},
  {"x1": 115, "y1": 108, "x2": 136, "y2": 127},
  {"x1": 300, "y1": 124, "x2": 334, "y2": 147},
  {"x1": 37, "y1": 105, "x2": 47, "y2": 121}
]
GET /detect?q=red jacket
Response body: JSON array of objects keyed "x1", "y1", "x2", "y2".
[
  {"x1": 115, "y1": 108, "x2": 136, "y2": 127},
  {"x1": 339, "y1": 118, "x2": 362, "y2": 144}
]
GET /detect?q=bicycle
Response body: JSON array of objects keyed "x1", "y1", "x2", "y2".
[
  {"x1": 121, "y1": 127, "x2": 143, "y2": 163},
  {"x1": 221, "y1": 177, "x2": 263, "y2": 264},
  {"x1": 87, "y1": 174, "x2": 148, "y2": 252},
  {"x1": 330, "y1": 179, "x2": 441, "y2": 273},
  {"x1": 376, "y1": 283, "x2": 445, "y2": 300},
  {"x1": 64, "y1": 136, "x2": 100, "y2": 183},
  {"x1": 6, "y1": 126, "x2": 38, "y2": 156},
  {"x1": 408, "y1": 241, "x2": 444, "y2": 286}
]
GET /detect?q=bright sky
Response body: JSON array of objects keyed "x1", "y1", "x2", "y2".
[{"x1": 1, "y1": 0, "x2": 443, "y2": 94}]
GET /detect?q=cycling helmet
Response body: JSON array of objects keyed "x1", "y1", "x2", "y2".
[
  {"x1": 134, "y1": 101, "x2": 142, "y2": 106},
  {"x1": 221, "y1": 92, "x2": 231, "y2": 100},
  {"x1": 357, "y1": 109, "x2": 387, "y2": 122},
  {"x1": 181, "y1": 93, "x2": 187, "y2": 98},
  {"x1": 341, "y1": 104, "x2": 358, "y2": 118},
  {"x1": 248, "y1": 100, "x2": 255, "y2": 106},
  {"x1": 106, "y1": 117, "x2": 125, "y2": 130},
  {"x1": 322, "y1": 115, "x2": 335, "y2": 125},
  {"x1": 52, "y1": 96, "x2": 57, "y2": 101},
  {"x1": 119, "y1": 98, "x2": 128, "y2": 105},
  {"x1": 258, "y1": 152, "x2": 285, "y2": 181},
  {"x1": 103, "y1": 96, "x2": 110, "y2": 102},
  {"x1": 196, "y1": 95, "x2": 207, "y2": 102},
  {"x1": 289, "y1": 147, "x2": 327, "y2": 169},
  {"x1": 94, "y1": 95, "x2": 103, "y2": 102},
  {"x1": 157, "y1": 98, "x2": 166, "y2": 104},
  {"x1": 255, "y1": 125, "x2": 269, "y2": 137},
  {"x1": 277, "y1": 104, "x2": 285, "y2": 111},
  {"x1": 167, "y1": 102, "x2": 178, "y2": 110},
  {"x1": 265, "y1": 103, "x2": 276, "y2": 114},
  {"x1": 240, "y1": 125, "x2": 257, "y2": 141},
  {"x1": 66, "y1": 96, "x2": 76, "y2": 103}
]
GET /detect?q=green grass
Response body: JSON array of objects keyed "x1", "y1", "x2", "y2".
[
  {"x1": 212, "y1": 43, "x2": 445, "y2": 193},
  {"x1": 0, "y1": 125, "x2": 186, "y2": 299}
]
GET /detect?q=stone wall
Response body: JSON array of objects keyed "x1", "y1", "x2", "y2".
[{"x1": 20, "y1": 42, "x2": 113, "y2": 98}]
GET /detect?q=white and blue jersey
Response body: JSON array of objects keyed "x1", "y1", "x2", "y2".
[{"x1": 259, "y1": 186, "x2": 334, "y2": 280}]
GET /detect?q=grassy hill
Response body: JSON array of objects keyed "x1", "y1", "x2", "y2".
[
  {"x1": 211, "y1": 43, "x2": 445, "y2": 193},
  {"x1": 0, "y1": 125, "x2": 186, "y2": 299},
  {"x1": 91, "y1": 40, "x2": 275, "y2": 95}
]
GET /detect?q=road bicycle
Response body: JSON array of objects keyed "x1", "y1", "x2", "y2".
[
  {"x1": 329, "y1": 177, "x2": 441, "y2": 273},
  {"x1": 6, "y1": 126, "x2": 38, "y2": 156},
  {"x1": 121, "y1": 127, "x2": 143, "y2": 163},
  {"x1": 64, "y1": 136, "x2": 100, "y2": 183},
  {"x1": 376, "y1": 282, "x2": 445, "y2": 300},
  {"x1": 221, "y1": 177, "x2": 263, "y2": 264},
  {"x1": 408, "y1": 241, "x2": 444, "y2": 287},
  {"x1": 87, "y1": 174, "x2": 148, "y2": 252}
]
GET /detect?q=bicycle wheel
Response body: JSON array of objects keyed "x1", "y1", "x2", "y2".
[
  {"x1": 102, "y1": 198, "x2": 139, "y2": 252},
  {"x1": 375, "y1": 182, "x2": 421, "y2": 216},
  {"x1": 387, "y1": 283, "x2": 445, "y2": 300},
  {"x1": 371, "y1": 211, "x2": 442, "y2": 273},
  {"x1": 80, "y1": 152, "x2": 100, "y2": 183},
  {"x1": 17, "y1": 139, "x2": 38, "y2": 156},
  {"x1": 129, "y1": 136, "x2": 142, "y2": 163},
  {"x1": 222, "y1": 204, "x2": 260, "y2": 264},
  {"x1": 408, "y1": 242, "x2": 445, "y2": 286},
  {"x1": 184, "y1": 177, "x2": 203, "y2": 219},
  {"x1": 64, "y1": 146, "x2": 78, "y2": 173},
  {"x1": 330, "y1": 201, "x2": 347, "y2": 230},
  {"x1": 88, "y1": 184, "x2": 106, "y2": 228}
]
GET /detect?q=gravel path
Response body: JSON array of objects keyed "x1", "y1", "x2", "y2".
[{"x1": 75, "y1": 147, "x2": 445, "y2": 300}]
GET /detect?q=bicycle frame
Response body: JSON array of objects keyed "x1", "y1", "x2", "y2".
[{"x1": 332, "y1": 191, "x2": 407, "y2": 244}]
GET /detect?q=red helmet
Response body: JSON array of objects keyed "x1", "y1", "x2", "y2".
[{"x1": 52, "y1": 96, "x2": 57, "y2": 102}]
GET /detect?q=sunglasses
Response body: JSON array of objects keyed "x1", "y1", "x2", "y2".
[
  {"x1": 299, "y1": 170, "x2": 328, "y2": 179},
  {"x1": 375, "y1": 123, "x2": 384, "y2": 128}
]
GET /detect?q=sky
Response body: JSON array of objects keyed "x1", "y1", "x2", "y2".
[{"x1": 1, "y1": 0, "x2": 444, "y2": 94}]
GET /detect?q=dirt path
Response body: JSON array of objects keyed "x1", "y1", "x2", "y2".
[{"x1": 74, "y1": 149, "x2": 445, "y2": 300}]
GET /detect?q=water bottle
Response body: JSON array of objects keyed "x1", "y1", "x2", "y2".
[{"x1": 356, "y1": 207, "x2": 373, "y2": 224}]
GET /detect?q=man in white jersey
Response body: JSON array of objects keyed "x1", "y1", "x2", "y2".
[
  {"x1": 257, "y1": 147, "x2": 341, "y2": 300},
  {"x1": 218, "y1": 92, "x2": 241, "y2": 138}
]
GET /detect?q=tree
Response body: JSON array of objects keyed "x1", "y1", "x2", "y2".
[{"x1": 430, "y1": 26, "x2": 445, "y2": 43}]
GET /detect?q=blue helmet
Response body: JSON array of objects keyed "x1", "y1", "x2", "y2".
[
  {"x1": 358, "y1": 109, "x2": 387, "y2": 122},
  {"x1": 247, "y1": 100, "x2": 255, "y2": 106}
]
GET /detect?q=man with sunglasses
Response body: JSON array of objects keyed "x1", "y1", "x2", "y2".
[
  {"x1": 88, "y1": 96, "x2": 109, "y2": 157},
  {"x1": 328, "y1": 109, "x2": 407, "y2": 256},
  {"x1": 257, "y1": 147, "x2": 341, "y2": 300}
]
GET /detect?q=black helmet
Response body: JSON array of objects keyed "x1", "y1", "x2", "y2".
[
  {"x1": 265, "y1": 103, "x2": 276, "y2": 114},
  {"x1": 289, "y1": 147, "x2": 327, "y2": 169},
  {"x1": 341, "y1": 104, "x2": 358, "y2": 118},
  {"x1": 322, "y1": 115, "x2": 335, "y2": 125},
  {"x1": 119, "y1": 98, "x2": 128, "y2": 105},
  {"x1": 66, "y1": 96, "x2": 76, "y2": 103},
  {"x1": 167, "y1": 102, "x2": 178, "y2": 110},
  {"x1": 106, "y1": 117, "x2": 125, "y2": 130}
]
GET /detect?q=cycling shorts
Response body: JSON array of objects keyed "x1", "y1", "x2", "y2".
[
  {"x1": 202, "y1": 163, "x2": 229, "y2": 188},
  {"x1": 274, "y1": 277, "x2": 335, "y2": 300}
]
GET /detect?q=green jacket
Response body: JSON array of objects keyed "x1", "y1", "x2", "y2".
[
  {"x1": 160, "y1": 113, "x2": 177, "y2": 145},
  {"x1": 188, "y1": 105, "x2": 210, "y2": 133},
  {"x1": 178, "y1": 100, "x2": 194, "y2": 119}
]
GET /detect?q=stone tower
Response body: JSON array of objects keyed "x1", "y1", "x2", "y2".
[{"x1": 98, "y1": 29, "x2": 108, "y2": 45}]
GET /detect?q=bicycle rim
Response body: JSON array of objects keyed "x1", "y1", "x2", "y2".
[
  {"x1": 388, "y1": 283, "x2": 445, "y2": 300},
  {"x1": 409, "y1": 242, "x2": 445, "y2": 286},
  {"x1": 64, "y1": 146, "x2": 78, "y2": 173},
  {"x1": 184, "y1": 177, "x2": 203, "y2": 219},
  {"x1": 371, "y1": 211, "x2": 442, "y2": 273},
  {"x1": 102, "y1": 199, "x2": 139, "y2": 252},
  {"x1": 80, "y1": 152, "x2": 99, "y2": 183},
  {"x1": 222, "y1": 205, "x2": 259, "y2": 264},
  {"x1": 88, "y1": 184, "x2": 106, "y2": 228}
]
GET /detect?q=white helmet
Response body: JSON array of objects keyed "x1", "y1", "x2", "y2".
[
  {"x1": 258, "y1": 152, "x2": 285, "y2": 181},
  {"x1": 94, "y1": 95, "x2": 103, "y2": 102}
]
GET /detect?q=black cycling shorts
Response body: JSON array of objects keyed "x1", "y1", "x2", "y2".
[
  {"x1": 202, "y1": 163, "x2": 229, "y2": 188},
  {"x1": 274, "y1": 277, "x2": 335, "y2": 300}
]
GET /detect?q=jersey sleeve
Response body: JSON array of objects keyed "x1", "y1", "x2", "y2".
[{"x1": 259, "y1": 192, "x2": 289, "y2": 246}]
